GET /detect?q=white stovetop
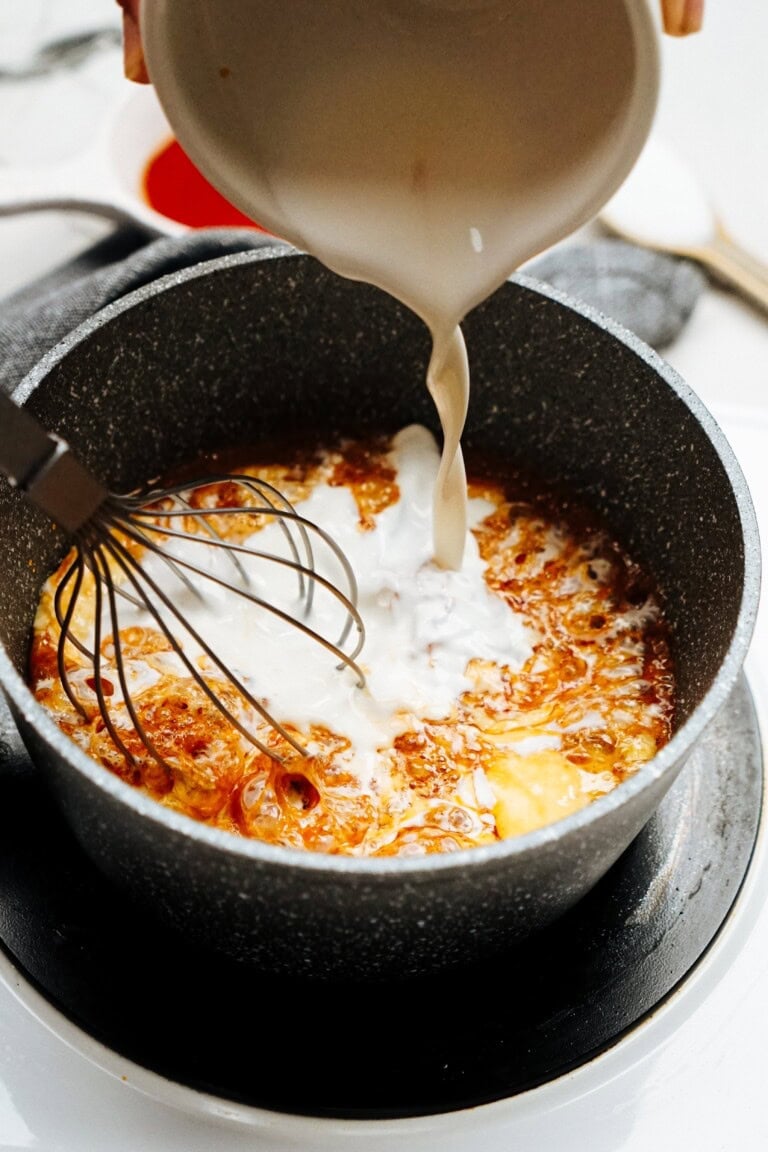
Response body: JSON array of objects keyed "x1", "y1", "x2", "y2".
[{"x1": 1, "y1": 2, "x2": 768, "y2": 1149}]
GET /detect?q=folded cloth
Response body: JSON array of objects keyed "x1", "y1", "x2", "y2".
[
  {"x1": 0, "y1": 227, "x2": 706, "y2": 397},
  {"x1": 0, "y1": 226, "x2": 276, "y2": 395},
  {"x1": 526, "y1": 239, "x2": 707, "y2": 350}
]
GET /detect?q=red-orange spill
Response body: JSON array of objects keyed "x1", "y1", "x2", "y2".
[{"x1": 143, "y1": 136, "x2": 269, "y2": 232}]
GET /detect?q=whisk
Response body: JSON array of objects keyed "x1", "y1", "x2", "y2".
[{"x1": 0, "y1": 390, "x2": 366, "y2": 770}]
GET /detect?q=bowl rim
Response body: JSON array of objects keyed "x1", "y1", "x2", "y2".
[{"x1": 0, "y1": 244, "x2": 761, "y2": 876}]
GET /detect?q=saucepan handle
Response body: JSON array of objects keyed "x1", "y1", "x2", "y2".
[{"x1": 0, "y1": 154, "x2": 160, "y2": 232}]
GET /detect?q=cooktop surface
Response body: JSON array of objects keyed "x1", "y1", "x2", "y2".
[
  {"x1": 1, "y1": 408, "x2": 767, "y2": 1152},
  {"x1": 0, "y1": 670, "x2": 760, "y2": 1122}
]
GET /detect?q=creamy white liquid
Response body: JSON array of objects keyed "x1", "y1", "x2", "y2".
[
  {"x1": 107, "y1": 426, "x2": 536, "y2": 780},
  {"x1": 147, "y1": 0, "x2": 641, "y2": 568}
]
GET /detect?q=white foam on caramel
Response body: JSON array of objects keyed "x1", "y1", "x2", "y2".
[{"x1": 111, "y1": 425, "x2": 537, "y2": 780}]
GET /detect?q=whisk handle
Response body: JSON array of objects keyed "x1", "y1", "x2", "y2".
[
  {"x1": 0, "y1": 390, "x2": 57, "y2": 484},
  {"x1": 0, "y1": 391, "x2": 108, "y2": 532}
]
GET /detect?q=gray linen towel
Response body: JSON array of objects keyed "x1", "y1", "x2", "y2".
[
  {"x1": 527, "y1": 239, "x2": 707, "y2": 349},
  {"x1": 0, "y1": 226, "x2": 276, "y2": 394}
]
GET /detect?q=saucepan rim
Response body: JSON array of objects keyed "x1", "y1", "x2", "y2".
[{"x1": 0, "y1": 245, "x2": 760, "y2": 876}]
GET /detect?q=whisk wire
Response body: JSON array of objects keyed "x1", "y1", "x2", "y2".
[
  {"x1": 54, "y1": 532, "x2": 151, "y2": 770},
  {"x1": 55, "y1": 547, "x2": 90, "y2": 713},
  {"x1": 114, "y1": 507, "x2": 366, "y2": 670},
  {"x1": 99, "y1": 528, "x2": 308, "y2": 761},
  {"x1": 127, "y1": 474, "x2": 319, "y2": 609},
  {"x1": 91, "y1": 539, "x2": 163, "y2": 772},
  {"x1": 111, "y1": 472, "x2": 365, "y2": 656},
  {"x1": 0, "y1": 393, "x2": 369, "y2": 776}
]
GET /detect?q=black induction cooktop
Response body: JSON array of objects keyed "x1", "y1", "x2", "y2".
[{"x1": 0, "y1": 675, "x2": 761, "y2": 1121}]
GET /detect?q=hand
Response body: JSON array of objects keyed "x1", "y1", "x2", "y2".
[
  {"x1": 116, "y1": 0, "x2": 705, "y2": 85},
  {"x1": 116, "y1": 0, "x2": 148, "y2": 84},
  {"x1": 661, "y1": 0, "x2": 704, "y2": 35}
]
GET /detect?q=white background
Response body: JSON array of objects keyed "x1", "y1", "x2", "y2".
[{"x1": 0, "y1": 1, "x2": 767, "y2": 1149}]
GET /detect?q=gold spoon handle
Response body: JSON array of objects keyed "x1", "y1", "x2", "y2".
[{"x1": 693, "y1": 226, "x2": 768, "y2": 315}]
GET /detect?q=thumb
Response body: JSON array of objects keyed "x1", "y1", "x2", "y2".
[{"x1": 116, "y1": 0, "x2": 150, "y2": 83}]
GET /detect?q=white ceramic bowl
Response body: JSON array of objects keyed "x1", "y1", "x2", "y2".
[{"x1": 0, "y1": 84, "x2": 259, "y2": 238}]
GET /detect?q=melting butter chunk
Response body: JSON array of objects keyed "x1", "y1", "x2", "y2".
[{"x1": 486, "y1": 749, "x2": 591, "y2": 839}]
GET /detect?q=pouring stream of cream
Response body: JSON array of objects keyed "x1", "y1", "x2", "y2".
[{"x1": 144, "y1": 0, "x2": 653, "y2": 568}]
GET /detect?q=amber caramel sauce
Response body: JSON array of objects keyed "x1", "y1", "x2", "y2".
[{"x1": 30, "y1": 435, "x2": 673, "y2": 856}]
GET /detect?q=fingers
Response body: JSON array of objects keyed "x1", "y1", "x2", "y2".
[
  {"x1": 661, "y1": 0, "x2": 705, "y2": 37},
  {"x1": 116, "y1": 0, "x2": 150, "y2": 83},
  {"x1": 113, "y1": 0, "x2": 703, "y2": 88}
]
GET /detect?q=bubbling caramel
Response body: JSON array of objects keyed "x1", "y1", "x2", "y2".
[{"x1": 29, "y1": 427, "x2": 674, "y2": 856}]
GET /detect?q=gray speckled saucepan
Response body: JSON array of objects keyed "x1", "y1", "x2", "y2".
[{"x1": 0, "y1": 246, "x2": 760, "y2": 980}]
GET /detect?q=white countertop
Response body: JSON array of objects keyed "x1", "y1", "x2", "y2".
[{"x1": 1, "y1": 2, "x2": 767, "y2": 1150}]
